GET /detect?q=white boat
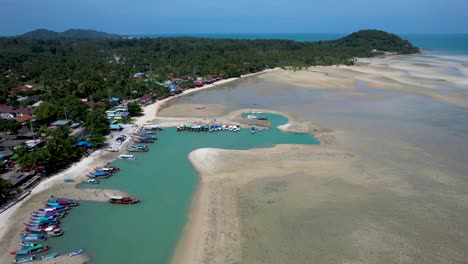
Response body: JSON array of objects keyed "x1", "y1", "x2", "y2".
[
  {"x1": 247, "y1": 115, "x2": 257, "y2": 119},
  {"x1": 233, "y1": 126, "x2": 240, "y2": 132},
  {"x1": 117, "y1": 154, "x2": 136, "y2": 160}
]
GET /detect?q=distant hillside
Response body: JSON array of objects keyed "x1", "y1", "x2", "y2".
[
  {"x1": 336, "y1": 29, "x2": 419, "y2": 54},
  {"x1": 16, "y1": 29, "x2": 123, "y2": 39}
]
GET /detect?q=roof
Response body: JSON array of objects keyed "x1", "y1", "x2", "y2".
[
  {"x1": 11, "y1": 85, "x2": 35, "y2": 92},
  {"x1": 17, "y1": 126, "x2": 34, "y2": 137},
  {"x1": 13, "y1": 107, "x2": 32, "y2": 115},
  {"x1": 50, "y1": 120, "x2": 70, "y2": 126},
  {"x1": 0, "y1": 105, "x2": 14, "y2": 113},
  {"x1": 16, "y1": 114, "x2": 33, "y2": 123},
  {"x1": 31, "y1": 101, "x2": 43, "y2": 108}
]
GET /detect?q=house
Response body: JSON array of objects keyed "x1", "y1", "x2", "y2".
[
  {"x1": 138, "y1": 94, "x2": 152, "y2": 105},
  {"x1": 16, "y1": 126, "x2": 35, "y2": 139},
  {"x1": 31, "y1": 101, "x2": 43, "y2": 108},
  {"x1": 0, "y1": 105, "x2": 33, "y2": 119},
  {"x1": 193, "y1": 81, "x2": 204, "y2": 87},
  {"x1": 11, "y1": 85, "x2": 36, "y2": 93},
  {"x1": 51, "y1": 120, "x2": 71, "y2": 127},
  {"x1": 105, "y1": 106, "x2": 129, "y2": 119},
  {"x1": 17, "y1": 94, "x2": 40, "y2": 105},
  {"x1": 16, "y1": 114, "x2": 33, "y2": 124}
]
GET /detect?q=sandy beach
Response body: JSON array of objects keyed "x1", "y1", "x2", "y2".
[
  {"x1": 2, "y1": 53, "x2": 468, "y2": 263},
  {"x1": 0, "y1": 68, "x2": 274, "y2": 264},
  {"x1": 170, "y1": 54, "x2": 468, "y2": 264}
]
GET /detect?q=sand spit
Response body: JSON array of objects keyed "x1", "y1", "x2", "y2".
[{"x1": 259, "y1": 55, "x2": 468, "y2": 108}]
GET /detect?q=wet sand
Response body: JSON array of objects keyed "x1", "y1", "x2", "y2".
[{"x1": 171, "y1": 54, "x2": 468, "y2": 264}]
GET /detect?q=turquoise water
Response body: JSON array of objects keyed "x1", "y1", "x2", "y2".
[{"x1": 45, "y1": 114, "x2": 319, "y2": 263}]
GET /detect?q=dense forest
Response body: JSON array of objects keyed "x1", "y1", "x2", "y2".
[{"x1": 0, "y1": 29, "x2": 418, "y2": 104}]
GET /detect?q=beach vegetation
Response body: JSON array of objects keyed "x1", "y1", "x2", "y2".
[
  {"x1": 0, "y1": 178, "x2": 13, "y2": 204},
  {"x1": 127, "y1": 102, "x2": 143, "y2": 116}
]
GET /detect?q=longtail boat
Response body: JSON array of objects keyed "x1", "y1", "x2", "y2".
[
  {"x1": 20, "y1": 242, "x2": 38, "y2": 247},
  {"x1": 20, "y1": 235, "x2": 48, "y2": 241},
  {"x1": 69, "y1": 248, "x2": 84, "y2": 257},
  {"x1": 10, "y1": 245, "x2": 49, "y2": 255},
  {"x1": 41, "y1": 252, "x2": 60, "y2": 261},
  {"x1": 12, "y1": 255, "x2": 35, "y2": 263},
  {"x1": 109, "y1": 196, "x2": 139, "y2": 204}
]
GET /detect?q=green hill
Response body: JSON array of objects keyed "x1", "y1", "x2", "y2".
[
  {"x1": 336, "y1": 29, "x2": 419, "y2": 55},
  {"x1": 17, "y1": 29, "x2": 123, "y2": 39}
]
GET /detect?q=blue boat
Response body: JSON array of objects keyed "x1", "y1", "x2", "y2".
[
  {"x1": 20, "y1": 242, "x2": 37, "y2": 247},
  {"x1": 69, "y1": 248, "x2": 84, "y2": 257},
  {"x1": 41, "y1": 252, "x2": 60, "y2": 261},
  {"x1": 250, "y1": 126, "x2": 256, "y2": 134},
  {"x1": 12, "y1": 255, "x2": 35, "y2": 263},
  {"x1": 20, "y1": 235, "x2": 48, "y2": 241},
  {"x1": 88, "y1": 171, "x2": 111, "y2": 178},
  {"x1": 44, "y1": 203, "x2": 67, "y2": 209}
]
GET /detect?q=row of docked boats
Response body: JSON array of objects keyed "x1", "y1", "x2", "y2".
[
  {"x1": 10, "y1": 196, "x2": 84, "y2": 263},
  {"x1": 176, "y1": 124, "x2": 241, "y2": 132}
]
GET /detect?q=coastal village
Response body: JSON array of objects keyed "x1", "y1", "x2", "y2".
[
  {"x1": 0, "y1": 73, "x2": 223, "y2": 208},
  {"x1": 0, "y1": 67, "x2": 272, "y2": 262}
]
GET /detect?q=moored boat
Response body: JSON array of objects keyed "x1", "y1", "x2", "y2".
[
  {"x1": 20, "y1": 235, "x2": 48, "y2": 241},
  {"x1": 41, "y1": 252, "x2": 60, "y2": 261},
  {"x1": 20, "y1": 242, "x2": 37, "y2": 247},
  {"x1": 69, "y1": 248, "x2": 84, "y2": 257},
  {"x1": 12, "y1": 255, "x2": 35, "y2": 263},
  {"x1": 88, "y1": 171, "x2": 111, "y2": 178},
  {"x1": 251, "y1": 126, "x2": 256, "y2": 134},
  {"x1": 247, "y1": 115, "x2": 257, "y2": 119},
  {"x1": 10, "y1": 245, "x2": 49, "y2": 255},
  {"x1": 109, "y1": 196, "x2": 139, "y2": 204},
  {"x1": 94, "y1": 166, "x2": 119, "y2": 173},
  {"x1": 117, "y1": 154, "x2": 136, "y2": 160},
  {"x1": 83, "y1": 178, "x2": 100, "y2": 184}
]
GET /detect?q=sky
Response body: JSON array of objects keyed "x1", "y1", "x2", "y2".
[{"x1": 1, "y1": 0, "x2": 467, "y2": 36}]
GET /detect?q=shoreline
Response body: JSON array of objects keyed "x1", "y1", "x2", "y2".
[{"x1": 0, "y1": 68, "x2": 276, "y2": 263}]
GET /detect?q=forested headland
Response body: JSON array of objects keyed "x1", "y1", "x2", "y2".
[
  {"x1": 0, "y1": 29, "x2": 418, "y2": 203},
  {"x1": 0, "y1": 29, "x2": 418, "y2": 104}
]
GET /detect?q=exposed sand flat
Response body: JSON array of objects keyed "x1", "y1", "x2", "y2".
[
  {"x1": 176, "y1": 125, "x2": 468, "y2": 264},
  {"x1": 170, "y1": 55, "x2": 468, "y2": 264},
  {"x1": 257, "y1": 55, "x2": 468, "y2": 108},
  {"x1": 158, "y1": 104, "x2": 226, "y2": 118}
]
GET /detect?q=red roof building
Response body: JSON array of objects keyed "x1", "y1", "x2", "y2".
[
  {"x1": 11, "y1": 85, "x2": 36, "y2": 93},
  {"x1": 138, "y1": 94, "x2": 152, "y2": 105}
]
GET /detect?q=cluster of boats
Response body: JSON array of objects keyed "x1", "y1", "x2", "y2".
[
  {"x1": 85, "y1": 166, "x2": 120, "y2": 182},
  {"x1": 10, "y1": 196, "x2": 84, "y2": 263},
  {"x1": 176, "y1": 124, "x2": 241, "y2": 132}
]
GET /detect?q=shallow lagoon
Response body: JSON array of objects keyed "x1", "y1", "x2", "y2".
[{"x1": 47, "y1": 114, "x2": 318, "y2": 263}]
